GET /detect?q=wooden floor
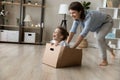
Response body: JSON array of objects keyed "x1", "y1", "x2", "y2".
[{"x1": 0, "y1": 43, "x2": 120, "y2": 80}]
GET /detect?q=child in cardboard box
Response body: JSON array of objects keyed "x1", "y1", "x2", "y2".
[{"x1": 50, "y1": 27, "x2": 69, "y2": 47}]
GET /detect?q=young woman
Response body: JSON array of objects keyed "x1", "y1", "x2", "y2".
[
  {"x1": 51, "y1": 27, "x2": 69, "y2": 47},
  {"x1": 66, "y1": 1, "x2": 115, "y2": 66}
]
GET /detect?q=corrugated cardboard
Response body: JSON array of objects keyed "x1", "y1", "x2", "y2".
[{"x1": 42, "y1": 43, "x2": 82, "y2": 68}]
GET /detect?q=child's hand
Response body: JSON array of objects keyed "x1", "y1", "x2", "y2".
[
  {"x1": 51, "y1": 43, "x2": 54, "y2": 45},
  {"x1": 54, "y1": 42, "x2": 59, "y2": 46},
  {"x1": 50, "y1": 43, "x2": 59, "y2": 46}
]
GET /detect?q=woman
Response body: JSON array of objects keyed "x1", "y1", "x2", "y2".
[{"x1": 66, "y1": 1, "x2": 115, "y2": 66}]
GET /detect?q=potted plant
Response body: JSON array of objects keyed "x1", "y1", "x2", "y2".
[{"x1": 81, "y1": 1, "x2": 91, "y2": 10}]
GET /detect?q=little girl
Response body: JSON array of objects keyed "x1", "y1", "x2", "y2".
[{"x1": 50, "y1": 27, "x2": 69, "y2": 47}]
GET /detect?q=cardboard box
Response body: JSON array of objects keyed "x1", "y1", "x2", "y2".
[{"x1": 42, "y1": 43, "x2": 82, "y2": 68}]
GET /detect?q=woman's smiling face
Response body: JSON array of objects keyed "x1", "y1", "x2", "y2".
[{"x1": 69, "y1": 9, "x2": 81, "y2": 20}]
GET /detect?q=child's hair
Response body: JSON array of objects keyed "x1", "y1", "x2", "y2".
[{"x1": 57, "y1": 27, "x2": 69, "y2": 40}]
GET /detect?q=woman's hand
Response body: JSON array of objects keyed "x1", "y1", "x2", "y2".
[
  {"x1": 72, "y1": 35, "x2": 84, "y2": 48},
  {"x1": 66, "y1": 32, "x2": 74, "y2": 43}
]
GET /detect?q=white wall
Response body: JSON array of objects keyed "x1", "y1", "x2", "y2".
[{"x1": 44, "y1": 0, "x2": 104, "y2": 44}]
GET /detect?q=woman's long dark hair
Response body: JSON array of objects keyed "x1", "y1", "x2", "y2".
[{"x1": 69, "y1": 1, "x2": 85, "y2": 20}]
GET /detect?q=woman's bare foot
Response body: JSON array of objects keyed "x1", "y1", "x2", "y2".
[
  {"x1": 99, "y1": 60, "x2": 108, "y2": 66},
  {"x1": 110, "y1": 48, "x2": 115, "y2": 59}
]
